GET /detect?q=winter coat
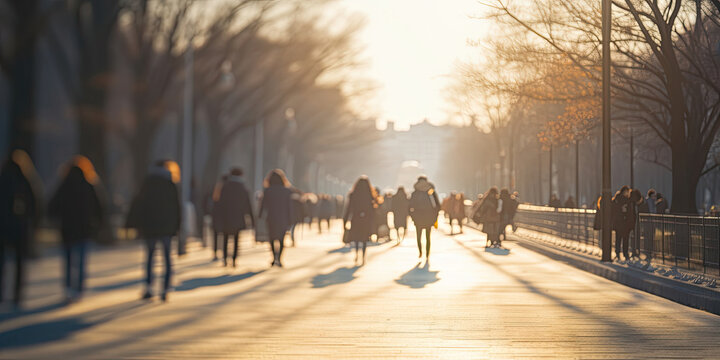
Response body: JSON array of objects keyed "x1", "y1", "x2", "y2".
[
  {"x1": 611, "y1": 195, "x2": 631, "y2": 234},
  {"x1": 500, "y1": 194, "x2": 518, "y2": 225},
  {"x1": 48, "y1": 167, "x2": 103, "y2": 244},
  {"x1": 127, "y1": 169, "x2": 181, "y2": 238},
  {"x1": 409, "y1": 179, "x2": 440, "y2": 228},
  {"x1": 318, "y1": 197, "x2": 335, "y2": 220},
  {"x1": 343, "y1": 191, "x2": 374, "y2": 243},
  {"x1": 259, "y1": 185, "x2": 293, "y2": 241},
  {"x1": 215, "y1": 177, "x2": 254, "y2": 234},
  {"x1": 478, "y1": 196, "x2": 501, "y2": 226},
  {"x1": 391, "y1": 192, "x2": 409, "y2": 228},
  {"x1": 0, "y1": 161, "x2": 38, "y2": 247}
]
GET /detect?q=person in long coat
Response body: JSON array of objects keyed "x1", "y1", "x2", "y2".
[
  {"x1": 409, "y1": 176, "x2": 440, "y2": 259},
  {"x1": 498, "y1": 188, "x2": 518, "y2": 241},
  {"x1": 48, "y1": 156, "x2": 103, "y2": 302},
  {"x1": 127, "y1": 160, "x2": 181, "y2": 302},
  {"x1": 391, "y1": 186, "x2": 410, "y2": 242},
  {"x1": 343, "y1": 176, "x2": 377, "y2": 264},
  {"x1": 612, "y1": 186, "x2": 632, "y2": 261},
  {"x1": 215, "y1": 167, "x2": 255, "y2": 267},
  {"x1": 0, "y1": 150, "x2": 41, "y2": 307},
  {"x1": 476, "y1": 187, "x2": 501, "y2": 247},
  {"x1": 259, "y1": 169, "x2": 293, "y2": 267},
  {"x1": 209, "y1": 174, "x2": 228, "y2": 261}
]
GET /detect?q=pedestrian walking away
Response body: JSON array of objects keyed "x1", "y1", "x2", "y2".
[
  {"x1": 215, "y1": 167, "x2": 255, "y2": 268},
  {"x1": 391, "y1": 186, "x2": 410, "y2": 242},
  {"x1": 409, "y1": 176, "x2": 440, "y2": 259},
  {"x1": 127, "y1": 160, "x2": 181, "y2": 302},
  {"x1": 259, "y1": 169, "x2": 293, "y2": 268},
  {"x1": 48, "y1": 156, "x2": 103, "y2": 303},
  {"x1": 343, "y1": 176, "x2": 377, "y2": 265}
]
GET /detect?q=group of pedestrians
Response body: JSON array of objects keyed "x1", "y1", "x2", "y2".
[{"x1": 470, "y1": 187, "x2": 519, "y2": 247}]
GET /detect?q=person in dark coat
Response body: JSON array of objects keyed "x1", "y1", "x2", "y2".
[
  {"x1": 409, "y1": 176, "x2": 440, "y2": 259},
  {"x1": 549, "y1": 194, "x2": 561, "y2": 208},
  {"x1": 259, "y1": 169, "x2": 293, "y2": 267},
  {"x1": 317, "y1": 194, "x2": 334, "y2": 234},
  {"x1": 448, "y1": 192, "x2": 466, "y2": 235},
  {"x1": 564, "y1": 196, "x2": 576, "y2": 209},
  {"x1": 391, "y1": 186, "x2": 410, "y2": 242},
  {"x1": 48, "y1": 156, "x2": 103, "y2": 302},
  {"x1": 499, "y1": 188, "x2": 518, "y2": 241},
  {"x1": 343, "y1": 176, "x2": 377, "y2": 265},
  {"x1": 612, "y1": 186, "x2": 632, "y2": 261},
  {"x1": 215, "y1": 167, "x2": 255, "y2": 268},
  {"x1": 0, "y1": 150, "x2": 41, "y2": 307},
  {"x1": 127, "y1": 160, "x2": 181, "y2": 302},
  {"x1": 476, "y1": 187, "x2": 501, "y2": 247}
]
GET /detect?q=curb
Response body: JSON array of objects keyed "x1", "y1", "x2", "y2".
[{"x1": 510, "y1": 234, "x2": 720, "y2": 316}]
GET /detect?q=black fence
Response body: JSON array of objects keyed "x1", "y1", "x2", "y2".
[{"x1": 514, "y1": 205, "x2": 720, "y2": 275}]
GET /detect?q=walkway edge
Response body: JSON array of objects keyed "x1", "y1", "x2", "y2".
[{"x1": 509, "y1": 234, "x2": 720, "y2": 316}]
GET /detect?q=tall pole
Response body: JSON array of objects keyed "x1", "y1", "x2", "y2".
[
  {"x1": 178, "y1": 39, "x2": 194, "y2": 255},
  {"x1": 630, "y1": 128, "x2": 634, "y2": 189},
  {"x1": 538, "y1": 147, "x2": 543, "y2": 204},
  {"x1": 576, "y1": 140, "x2": 580, "y2": 207},
  {"x1": 548, "y1": 144, "x2": 553, "y2": 204},
  {"x1": 601, "y1": 0, "x2": 613, "y2": 262}
]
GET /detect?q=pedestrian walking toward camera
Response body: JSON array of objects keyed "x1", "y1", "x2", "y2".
[
  {"x1": 216, "y1": 167, "x2": 254, "y2": 267},
  {"x1": 409, "y1": 176, "x2": 440, "y2": 259},
  {"x1": 127, "y1": 160, "x2": 181, "y2": 302},
  {"x1": 391, "y1": 186, "x2": 410, "y2": 241},
  {"x1": 499, "y1": 188, "x2": 518, "y2": 241},
  {"x1": 259, "y1": 169, "x2": 293, "y2": 267},
  {"x1": 448, "y1": 192, "x2": 465, "y2": 235},
  {"x1": 49, "y1": 156, "x2": 103, "y2": 303},
  {"x1": 612, "y1": 186, "x2": 632, "y2": 261},
  {"x1": 343, "y1": 176, "x2": 377, "y2": 265},
  {"x1": 475, "y1": 187, "x2": 501, "y2": 247},
  {"x1": 209, "y1": 174, "x2": 228, "y2": 261},
  {"x1": 317, "y1": 194, "x2": 334, "y2": 233},
  {"x1": 0, "y1": 150, "x2": 41, "y2": 307}
]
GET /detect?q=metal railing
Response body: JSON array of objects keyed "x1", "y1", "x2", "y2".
[{"x1": 514, "y1": 204, "x2": 720, "y2": 275}]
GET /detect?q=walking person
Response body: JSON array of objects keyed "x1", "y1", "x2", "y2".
[
  {"x1": 209, "y1": 174, "x2": 228, "y2": 261},
  {"x1": 127, "y1": 160, "x2": 181, "y2": 302},
  {"x1": 391, "y1": 186, "x2": 410, "y2": 242},
  {"x1": 448, "y1": 192, "x2": 466, "y2": 235},
  {"x1": 215, "y1": 167, "x2": 254, "y2": 267},
  {"x1": 259, "y1": 170, "x2": 293, "y2": 267},
  {"x1": 289, "y1": 189, "x2": 304, "y2": 247},
  {"x1": 0, "y1": 150, "x2": 41, "y2": 307},
  {"x1": 475, "y1": 187, "x2": 501, "y2": 247},
  {"x1": 48, "y1": 156, "x2": 103, "y2": 303},
  {"x1": 343, "y1": 176, "x2": 377, "y2": 265},
  {"x1": 612, "y1": 186, "x2": 632, "y2": 261},
  {"x1": 409, "y1": 176, "x2": 440, "y2": 260},
  {"x1": 499, "y1": 188, "x2": 518, "y2": 242},
  {"x1": 317, "y1": 194, "x2": 334, "y2": 234}
]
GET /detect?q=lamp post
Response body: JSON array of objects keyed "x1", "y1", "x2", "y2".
[{"x1": 601, "y1": 0, "x2": 613, "y2": 262}]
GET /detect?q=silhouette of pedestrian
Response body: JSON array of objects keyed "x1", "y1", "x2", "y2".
[
  {"x1": 317, "y1": 194, "x2": 334, "y2": 233},
  {"x1": 0, "y1": 150, "x2": 41, "y2": 307},
  {"x1": 343, "y1": 176, "x2": 377, "y2": 265},
  {"x1": 499, "y1": 188, "x2": 518, "y2": 241},
  {"x1": 564, "y1": 196, "x2": 576, "y2": 208},
  {"x1": 447, "y1": 192, "x2": 466, "y2": 235},
  {"x1": 289, "y1": 189, "x2": 304, "y2": 247},
  {"x1": 259, "y1": 169, "x2": 293, "y2": 267},
  {"x1": 474, "y1": 187, "x2": 501, "y2": 247},
  {"x1": 214, "y1": 168, "x2": 254, "y2": 267},
  {"x1": 391, "y1": 186, "x2": 410, "y2": 242},
  {"x1": 549, "y1": 193, "x2": 561, "y2": 208},
  {"x1": 209, "y1": 174, "x2": 228, "y2": 261},
  {"x1": 409, "y1": 176, "x2": 440, "y2": 259},
  {"x1": 48, "y1": 156, "x2": 103, "y2": 303},
  {"x1": 612, "y1": 186, "x2": 632, "y2": 261},
  {"x1": 127, "y1": 160, "x2": 181, "y2": 302}
]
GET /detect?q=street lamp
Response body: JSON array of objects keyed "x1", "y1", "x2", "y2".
[{"x1": 600, "y1": 0, "x2": 613, "y2": 262}]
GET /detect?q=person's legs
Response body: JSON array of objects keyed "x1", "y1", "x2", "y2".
[
  {"x1": 277, "y1": 237, "x2": 285, "y2": 266},
  {"x1": 63, "y1": 243, "x2": 72, "y2": 294},
  {"x1": 269, "y1": 239, "x2": 277, "y2": 265},
  {"x1": 622, "y1": 232, "x2": 630, "y2": 259},
  {"x1": 161, "y1": 236, "x2": 172, "y2": 300},
  {"x1": 0, "y1": 241, "x2": 5, "y2": 302},
  {"x1": 354, "y1": 239, "x2": 359, "y2": 262},
  {"x1": 232, "y1": 232, "x2": 239, "y2": 267},
  {"x1": 222, "y1": 233, "x2": 229, "y2": 266},
  {"x1": 614, "y1": 230, "x2": 621, "y2": 259},
  {"x1": 290, "y1": 224, "x2": 296, "y2": 247},
  {"x1": 212, "y1": 230, "x2": 219, "y2": 260},
  {"x1": 14, "y1": 243, "x2": 25, "y2": 306},
  {"x1": 425, "y1": 227, "x2": 432, "y2": 258},
  {"x1": 416, "y1": 228, "x2": 423, "y2": 257},
  {"x1": 361, "y1": 240, "x2": 367, "y2": 263},
  {"x1": 144, "y1": 239, "x2": 156, "y2": 298}
]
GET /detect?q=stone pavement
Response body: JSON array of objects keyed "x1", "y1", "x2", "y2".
[{"x1": 1, "y1": 221, "x2": 720, "y2": 359}]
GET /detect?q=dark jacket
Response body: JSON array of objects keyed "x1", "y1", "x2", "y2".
[
  {"x1": 0, "y1": 161, "x2": 38, "y2": 247},
  {"x1": 260, "y1": 185, "x2": 293, "y2": 241},
  {"x1": 611, "y1": 194, "x2": 631, "y2": 233},
  {"x1": 127, "y1": 170, "x2": 181, "y2": 238},
  {"x1": 343, "y1": 191, "x2": 374, "y2": 243},
  {"x1": 409, "y1": 179, "x2": 440, "y2": 227},
  {"x1": 391, "y1": 191, "x2": 409, "y2": 227},
  {"x1": 215, "y1": 177, "x2": 254, "y2": 234},
  {"x1": 49, "y1": 167, "x2": 103, "y2": 244}
]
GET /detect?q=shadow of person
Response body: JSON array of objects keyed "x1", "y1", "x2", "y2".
[
  {"x1": 175, "y1": 271, "x2": 265, "y2": 292},
  {"x1": 311, "y1": 266, "x2": 360, "y2": 288},
  {"x1": 484, "y1": 247, "x2": 511, "y2": 256},
  {"x1": 327, "y1": 246, "x2": 353, "y2": 254},
  {"x1": 0, "y1": 300, "x2": 148, "y2": 348},
  {"x1": 395, "y1": 261, "x2": 440, "y2": 289}
]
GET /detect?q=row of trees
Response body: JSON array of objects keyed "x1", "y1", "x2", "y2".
[
  {"x1": 450, "y1": 0, "x2": 720, "y2": 213},
  {"x1": 1, "y1": 1, "x2": 377, "y2": 214}
]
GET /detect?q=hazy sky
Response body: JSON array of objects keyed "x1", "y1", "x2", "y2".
[{"x1": 337, "y1": 0, "x2": 489, "y2": 130}]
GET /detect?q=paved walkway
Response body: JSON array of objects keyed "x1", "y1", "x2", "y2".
[{"x1": 1, "y1": 221, "x2": 720, "y2": 359}]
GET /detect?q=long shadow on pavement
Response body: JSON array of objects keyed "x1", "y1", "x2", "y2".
[
  {"x1": 484, "y1": 247, "x2": 511, "y2": 256},
  {"x1": 311, "y1": 266, "x2": 360, "y2": 288},
  {"x1": 0, "y1": 300, "x2": 149, "y2": 348},
  {"x1": 175, "y1": 271, "x2": 265, "y2": 292},
  {"x1": 395, "y1": 261, "x2": 440, "y2": 289}
]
